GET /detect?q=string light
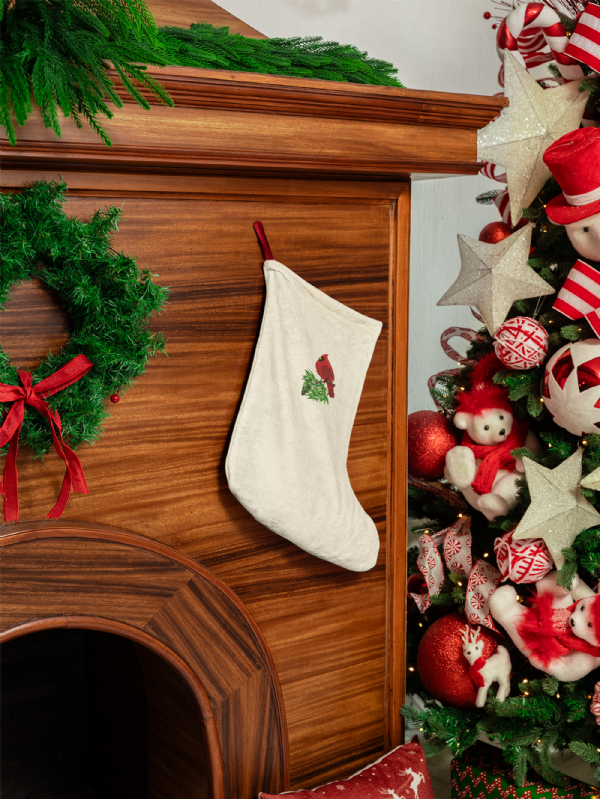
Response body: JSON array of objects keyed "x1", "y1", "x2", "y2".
[
  {"x1": 409, "y1": 666, "x2": 415, "y2": 672},
  {"x1": 483, "y1": 552, "x2": 489, "y2": 558}
]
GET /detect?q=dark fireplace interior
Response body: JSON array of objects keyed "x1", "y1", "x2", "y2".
[{"x1": 1, "y1": 628, "x2": 211, "y2": 799}]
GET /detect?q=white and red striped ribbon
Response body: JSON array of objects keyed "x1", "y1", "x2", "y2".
[
  {"x1": 496, "y1": 3, "x2": 584, "y2": 82},
  {"x1": 410, "y1": 517, "x2": 473, "y2": 613},
  {"x1": 553, "y1": 259, "x2": 600, "y2": 338},
  {"x1": 479, "y1": 162, "x2": 507, "y2": 183},
  {"x1": 566, "y1": 3, "x2": 600, "y2": 74},
  {"x1": 465, "y1": 559, "x2": 502, "y2": 631}
]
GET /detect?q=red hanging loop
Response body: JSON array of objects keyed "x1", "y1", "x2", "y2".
[{"x1": 253, "y1": 221, "x2": 274, "y2": 261}]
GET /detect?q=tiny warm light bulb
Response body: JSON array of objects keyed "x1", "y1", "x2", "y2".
[
  {"x1": 524, "y1": 691, "x2": 529, "y2": 695},
  {"x1": 458, "y1": 513, "x2": 463, "y2": 518},
  {"x1": 457, "y1": 581, "x2": 463, "y2": 587},
  {"x1": 556, "y1": 694, "x2": 560, "y2": 699},
  {"x1": 483, "y1": 553, "x2": 489, "y2": 558},
  {"x1": 409, "y1": 666, "x2": 415, "y2": 672},
  {"x1": 418, "y1": 622, "x2": 423, "y2": 628},
  {"x1": 522, "y1": 679, "x2": 528, "y2": 683}
]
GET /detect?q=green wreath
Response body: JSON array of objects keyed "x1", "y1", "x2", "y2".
[{"x1": 0, "y1": 180, "x2": 168, "y2": 458}]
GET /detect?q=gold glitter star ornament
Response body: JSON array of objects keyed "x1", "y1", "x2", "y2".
[
  {"x1": 478, "y1": 50, "x2": 588, "y2": 226},
  {"x1": 513, "y1": 449, "x2": 600, "y2": 568},
  {"x1": 436, "y1": 224, "x2": 554, "y2": 336}
]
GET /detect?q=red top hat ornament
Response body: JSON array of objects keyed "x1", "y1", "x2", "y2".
[{"x1": 544, "y1": 127, "x2": 600, "y2": 225}]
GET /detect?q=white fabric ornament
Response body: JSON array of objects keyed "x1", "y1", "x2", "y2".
[
  {"x1": 542, "y1": 339, "x2": 600, "y2": 436},
  {"x1": 226, "y1": 258, "x2": 382, "y2": 572},
  {"x1": 494, "y1": 530, "x2": 553, "y2": 584},
  {"x1": 494, "y1": 317, "x2": 548, "y2": 370}
]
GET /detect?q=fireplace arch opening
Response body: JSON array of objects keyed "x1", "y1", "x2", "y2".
[
  {"x1": 0, "y1": 523, "x2": 289, "y2": 798},
  {"x1": 1, "y1": 626, "x2": 214, "y2": 799}
]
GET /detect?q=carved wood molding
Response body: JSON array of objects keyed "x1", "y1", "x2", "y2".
[
  {"x1": 109, "y1": 67, "x2": 506, "y2": 130},
  {"x1": 1, "y1": 138, "x2": 482, "y2": 177}
]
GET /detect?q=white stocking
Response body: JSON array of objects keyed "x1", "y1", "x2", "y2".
[{"x1": 226, "y1": 234, "x2": 382, "y2": 571}]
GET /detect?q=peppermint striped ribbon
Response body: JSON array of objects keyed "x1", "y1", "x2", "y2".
[{"x1": 553, "y1": 259, "x2": 600, "y2": 337}]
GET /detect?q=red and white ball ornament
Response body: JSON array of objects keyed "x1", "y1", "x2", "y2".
[
  {"x1": 493, "y1": 317, "x2": 548, "y2": 370},
  {"x1": 494, "y1": 530, "x2": 553, "y2": 584},
  {"x1": 407, "y1": 410, "x2": 460, "y2": 480},
  {"x1": 416, "y1": 612, "x2": 503, "y2": 709},
  {"x1": 542, "y1": 339, "x2": 600, "y2": 436}
]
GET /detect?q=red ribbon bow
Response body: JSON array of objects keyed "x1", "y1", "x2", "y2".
[{"x1": 0, "y1": 354, "x2": 93, "y2": 522}]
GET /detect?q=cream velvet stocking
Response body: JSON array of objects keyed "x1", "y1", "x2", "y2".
[{"x1": 226, "y1": 245, "x2": 382, "y2": 572}]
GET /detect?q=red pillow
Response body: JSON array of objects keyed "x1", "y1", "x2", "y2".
[{"x1": 259, "y1": 740, "x2": 435, "y2": 799}]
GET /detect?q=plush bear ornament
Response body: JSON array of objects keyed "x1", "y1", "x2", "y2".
[
  {"x1": 444, "y1": 353, "x2": 538, "y2": 521},
  {"x1": 489, "y1": 570, "x2": 600, "y2": 681}
]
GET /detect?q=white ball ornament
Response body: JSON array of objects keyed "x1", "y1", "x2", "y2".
[
  {"x1": 494, "y1": 530, "x2": 553, "y2": 584},
  {"x1": 542, "y1": 339, "x2": 600, "y2": 435},
  {"x1": 494, "y1": 317, "x2": 548, "y2": 370}
]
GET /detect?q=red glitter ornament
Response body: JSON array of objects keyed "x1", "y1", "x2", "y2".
[
  {"x1": 110, "y1": 394, "x2": 120, "y2": 403},
  {"x1": 416, "y1": 612, "x2": 503, "y2": 709},
  {"x1": 479, "y1": 222, "x2": 512, "y2": 244},
  {"x1": 407, "y1": 411, "x2": 459, "y2": 480}
]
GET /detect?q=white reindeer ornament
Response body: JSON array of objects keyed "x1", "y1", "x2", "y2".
[{"x1": 461, "y1": 625, "x2": 512, "y2": 708}]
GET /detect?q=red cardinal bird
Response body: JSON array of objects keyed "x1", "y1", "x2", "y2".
[{"x1": 316, "y1": 354, "x2": 335, "y2": 398}]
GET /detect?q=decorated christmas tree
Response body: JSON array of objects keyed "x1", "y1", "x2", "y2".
[{"x1": 403, "y1": 1, "x2": 600, "y2": 788}]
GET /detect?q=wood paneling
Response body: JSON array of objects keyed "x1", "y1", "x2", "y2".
[{"x1": 0, "y1": 70, "x2": 493, "y2": 792}]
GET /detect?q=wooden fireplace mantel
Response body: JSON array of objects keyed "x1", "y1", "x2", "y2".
[
  {"x1": 1, "y1": 69, "x2": 503, "y2": 795},
  {"x1": 1, "y1": 67, "x2": 505, "y2": 179}
]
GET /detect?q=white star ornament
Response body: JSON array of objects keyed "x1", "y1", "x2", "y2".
[
  {"x1": 513, "y1": 449, "x2": 600, "y2": 568},
  {"x1": 436, "y1": 224, "x2": 554, "y2": 337},
  {"x1": 478, "y1": 50, "x2": 588, "y2": 226}
]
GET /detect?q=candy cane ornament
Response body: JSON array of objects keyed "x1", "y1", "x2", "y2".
[{"x1": 496, "y1": 3, "x2": 584, "y2": 82}]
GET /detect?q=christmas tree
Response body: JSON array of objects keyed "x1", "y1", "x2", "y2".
[{"x1": 403, "y1": 1, "x2": 600, "y2": 788}]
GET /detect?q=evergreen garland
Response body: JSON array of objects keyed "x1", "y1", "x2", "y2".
[
  {"x1": 0, "y1": 1, "x2": 403, "y2": 147},
  {"x1": 0, "y1": 180, "x2": 168, "y2": 456},
  {"x1": 406, "y1": 81, "x2": 600, "y2": 785}
]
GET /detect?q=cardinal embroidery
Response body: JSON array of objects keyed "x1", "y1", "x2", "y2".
[{"x1": 301, "y1": 354, "x2": 335, "y2": 404}]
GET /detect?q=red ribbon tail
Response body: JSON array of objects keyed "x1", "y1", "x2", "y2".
[{"x1": 2, "y1": 432, "x2": 21, "y2": 523}]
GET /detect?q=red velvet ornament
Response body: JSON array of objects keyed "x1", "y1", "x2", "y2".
[
  {"x1": 479, "y1": 222, "x2": 513, "y2": 244},
  {"x1": 416, "y1": 612, "x2": 503, "y2": 709},
  {"x1": 407, "y1": 411, "x2": 459, "y2": 480},
  {"x1": 110, "y1": 394, "x2": 120, "y2": 403}
]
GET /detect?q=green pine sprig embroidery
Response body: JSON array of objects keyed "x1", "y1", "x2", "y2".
[{"x1": 301, "y1": 369, "x2": 329, "y2": 404}]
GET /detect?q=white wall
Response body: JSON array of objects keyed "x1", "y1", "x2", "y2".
[{"x1": 218, "y1": 0, "x2": 502, "y2": 412}]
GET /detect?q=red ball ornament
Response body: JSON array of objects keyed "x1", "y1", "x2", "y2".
[
  {"x1": 479, "y1": 222, "x2": 512, "y2": 244},
  {"x1": 407, "y1": 411, "x2": 460, "y2": 480},
  {"x1": 110, "y1": 394, "x2": 120, "y2": 403},
  {"x1": 483, "y1": 11, "x2": 491, "y2": 19},
  {"x1": 407, "y1": 572, "x2": 427, "y2": 607},
  {"x1": 416, "y1": 613, "x2": 503, "y2": 709}
]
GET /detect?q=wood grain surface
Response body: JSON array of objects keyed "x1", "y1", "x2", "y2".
[
  {"x1": 146, "y1": 0, "x2": 267, "y2": 38},
  {"x1": 1, "y1": 66, "x2": 503, "y2": 180}
]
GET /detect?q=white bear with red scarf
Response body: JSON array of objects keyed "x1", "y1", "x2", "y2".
[
  {"x1": 490, "y1": 570, "x2": 600, "y2": 681},
  {"x1": 444, "y1": 353, "x2": 539, "y2": 521}
]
